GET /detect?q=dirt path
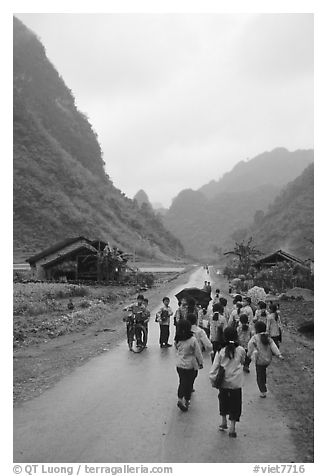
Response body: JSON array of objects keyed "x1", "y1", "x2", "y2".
[
  {"x1": 13, "y1": 268, "x2": 195, "y2": 405},
  {"x1": 14, "y1": 267, "x2": 298, "y2": 463}
]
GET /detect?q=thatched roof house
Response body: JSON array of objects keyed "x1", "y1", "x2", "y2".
[
  {"x1": 253, "y1": 249, "x2": 307, "y2": 269},
  {"x1": 26, "y1": 236, "x2": 127, "y2": 281}
]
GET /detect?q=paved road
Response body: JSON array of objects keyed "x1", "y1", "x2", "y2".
[{"x1": 14, "y1": 267, "x2": 297, "y2": 463}]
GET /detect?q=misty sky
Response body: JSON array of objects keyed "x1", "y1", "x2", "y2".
[{"x1": 15, "y1": 13, "x2": 313, "y2": 207}]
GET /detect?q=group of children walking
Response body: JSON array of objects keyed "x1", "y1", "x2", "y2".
[
  {"x1": 123, "y1": 289, "x2": 284, "y2": 438},
  {"x1": 173, "y1": 291, "x2": 284, "y2": 437}
]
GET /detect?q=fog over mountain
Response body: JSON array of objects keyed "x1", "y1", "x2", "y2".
[{"x1": 163, "y1": 148, "x2": 313, "y2": 259}]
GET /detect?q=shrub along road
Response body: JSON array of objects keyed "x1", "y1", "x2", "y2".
[{"x1": 13, "y1": 267, "x2": 302, "y2": 463}]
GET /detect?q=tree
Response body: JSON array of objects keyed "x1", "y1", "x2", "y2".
[{"x1": 223, "y1": 237, "x2": 263, "y2": 275}]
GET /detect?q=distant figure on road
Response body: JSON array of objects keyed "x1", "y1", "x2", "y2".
[
  {"x1": 212, "y1": 288, "x2": 220, "y2": 305},
  {"x1": 248, "y1": 321, "x2": 284, "y2": 398},
  {"x1": 209, "y1": 327, "x2": 246, "y2": 438},
  {"x1": 207, "y1": 281, "x2": 212, "y2": 296},
  {"x1": 175, "y1": 319, "x2": 203, "y2": 412},
  {"x1": 156, "y1": 297, "x2": 173, "y2": 348}
]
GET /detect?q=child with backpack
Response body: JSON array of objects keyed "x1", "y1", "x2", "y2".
[
  {"x1": 228, "y1": 302, "x2": 243, "y2": 330},
  {"x1": 175, "y1": 319, "x2": 203, "y2": 411},
  {"x1": 266, "y1": 303, "x2": 282, "y2": 348},
  {"x1": 219, "y1": 297, "x2": 230, "y2": 322},
  {"x1": 209, "y1": 327, "x2": 246, "y2": 438},
  {"x1": 209, "y1": 303, "x2": 227, "y2": 360},
  {"x1": 253, "y1": 301, "x2": 268, "y2": 326},
  {"x1": 248, "y1": 321, "x2": 284, "y2": 398},
  {"x1": 237, "y1": 314, "x2": 253, "y2": 373},
  {"x1": 156, "y1": 297, "x2": 173, "y2": 348}
]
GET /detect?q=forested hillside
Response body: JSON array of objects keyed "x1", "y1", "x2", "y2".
[
  {"x1": 13, "y1": 17, "x2": 184, "y2": 262},
  {"x1": 199, "y1": 148, "x2": 313, "y2": 199},
  {"x1": 245, "y1": 163, "x2": 314, "y2": 259},
  {"x1": 163, "y1": 148, "x2": 313, "y2": 259}
]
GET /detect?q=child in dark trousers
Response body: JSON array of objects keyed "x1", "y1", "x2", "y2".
[
  {"x1": 248, "y1": 321, "x2": 284, "y2": 397},
  {"x1": 237, "y1": 314, "x2": 253, "y2": 373},
  {"x1": 156, "y1": 297, "x2": 173, "y2": 348},
  {"x1": 209, "y1": 327, "x2": 246, "y2": 438}
]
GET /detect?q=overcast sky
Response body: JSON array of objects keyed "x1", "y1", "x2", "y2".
[{"x1": 15, "y1": 13, "x2": 313, "y2": 207}]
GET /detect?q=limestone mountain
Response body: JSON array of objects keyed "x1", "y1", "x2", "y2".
[
  {"x1": 13, "y1": 17, "x2": 184, "y2": 262},
  {"x1": 133, "y1": 190, "x2": 152, "y2": 209},
  {"x1": 199, "y1": 148, "x2": 313, "y2": 199},
  {"x1": 163, "y1": 148, "x2": 313, "y2": 259},
  {"x1": 244, "y1": 163, "x2": 314, "y2": 260}
]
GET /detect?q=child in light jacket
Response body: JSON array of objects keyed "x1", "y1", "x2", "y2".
[
  {"x1": 175, "y1": 319, "x2": 203, "y2": 412},
  {"x1": 248, "y1": 320, "x2": 284, "y2": 398},
  {"x1": 266, "y1": 303, "x2": 282, "y2": 348},
  {"x1": 237, "y1": 314, "x2": 254, "y2": 373},
  {"x1": 156, "y1": 297, "x2": 173, "y2": 348},
  {"x1": 209, "y1": 303, "x2": 227, "y2": 360},
  {"x1": 209, "y1": 327, "x2": 246, "y2": 438}
]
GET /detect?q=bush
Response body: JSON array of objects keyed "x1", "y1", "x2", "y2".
[
  {"x1": 70, "y1": 285, "x2": 89, "y2": 297},
  {"x1": 136, "y1": 272, "x2": 155, "y2": 288}
]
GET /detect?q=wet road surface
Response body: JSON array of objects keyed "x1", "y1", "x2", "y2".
[{"x1": 14, "y1": 267, "x2": 297, "y2": 462}]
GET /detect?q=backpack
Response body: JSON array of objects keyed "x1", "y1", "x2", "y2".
[{"x1": 212, "y1": 365, "x2": 225, "y2": 389}]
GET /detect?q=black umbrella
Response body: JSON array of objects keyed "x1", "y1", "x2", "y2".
[{"x1": 175, "y1": 287, "x2": 212, "y2": 306}]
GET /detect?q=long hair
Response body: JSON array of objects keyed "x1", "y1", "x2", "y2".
[
  {"x1": 239, "y1": 313, "x2": 249, "y2": 331},
  {"x1": 254, "y1": 320, "x2": 269, "y2": 346},
  {"x1": 219, "y1": 297, "x2": 227, "y2": 307},
  {"x1": 236, "y1": 302, "x2": 243, "y2": 315},
  {"x1": 187, "y1": 297, "x2": 196, "y2": 313},
  {"x1": 223, "y1": 327, "x2": 239, "y2": 359},
  {"x1": 175, "y1": 318, "x2": 193, "y2": 343},
  {"x1": 186, "y1": 313, "x2": 197, "y2": 326},
  {"x1": 233, "y1": 294, "x2": 242, "y2": 305},
  {"x1": 269, "y1": 303, "x2": 279, "y2": 321}
]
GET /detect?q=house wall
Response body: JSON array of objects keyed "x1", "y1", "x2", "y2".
[{"x1": 32, "y1": 240, "x2": 95, "y2": 280}]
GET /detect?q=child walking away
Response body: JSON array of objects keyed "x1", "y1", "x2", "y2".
[
  {"x1": 266, "y1": 304, "x2": 282, "y2": 348},
  {"x1": 198, "y1": 306, "x2": 210, "y2": 337},
  {"x1": 253, "y1": 301, "x2": 268, "y2": 326},
  {"x1": 237, "y1": 314, "x2": 253, "y2": 373},
  {"x1": 212, "y1": 289, "x2": 220, "y2": 305},
  {"x1": 187, "y1": 313, "x2": 212, "y2": 393},
  {"x1": 228, "y1": 302, "x2": 243, "y2": 330},
  {"x1": 173, "y1": 298, "x2": 188, "y2": 326},
  {"x1": 248, "y1": 321, "x2": 284, "y2": 398},
  {"x1": 219, "y1": 297, "x2": 230, "y2": 322},
  {"x1": 175, "y1": 319, "x2": 203, "y2": 412},
  {"x1": 209, "y1": 327, "x2": 246, "y2": 438},
  {"x1": 241, "y1": 296, "x2": 254, "y2": 323},
  {"x1": 209, "y1": 303, "x2": 227, "y2": 360},
  {"x1": 156, "y1": 297, "x2": 173, "y2": 348}
]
